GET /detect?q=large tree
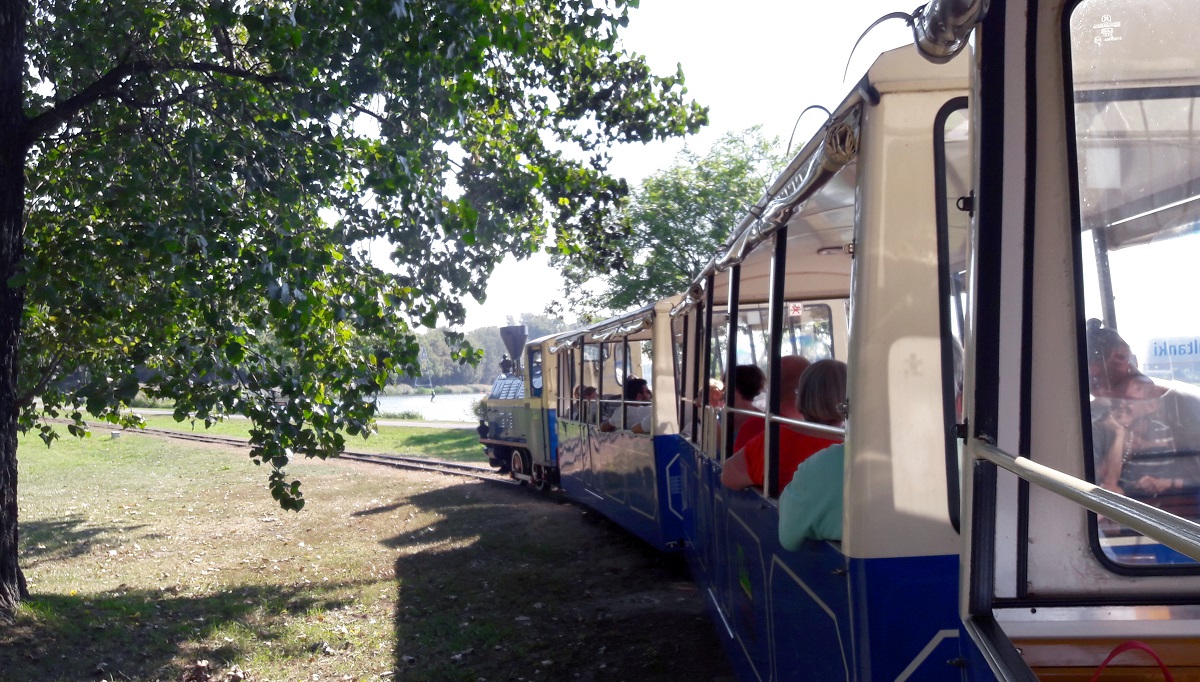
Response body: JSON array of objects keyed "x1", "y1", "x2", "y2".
[
  {"x1": 552, "y1": 127, "x2": 780, "y2": 316},
  {"x1": 0, "y1": 0, "x2": 705, "y2": 617}
]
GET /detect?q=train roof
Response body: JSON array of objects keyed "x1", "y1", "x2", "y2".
[
  {"x1": 543, "y1": 295, "x2": 681, "y2": 353},
  {"x1": 673, "y1": 46, "x2": 969, "y2": 314}
]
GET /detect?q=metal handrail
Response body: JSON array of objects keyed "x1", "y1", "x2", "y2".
[
  {"x1": 974, "y1": 442, "x2": 1200, "y2": 562},
  {"x1": 769, "y1": 414, "x2": 846, "y2": 441}
]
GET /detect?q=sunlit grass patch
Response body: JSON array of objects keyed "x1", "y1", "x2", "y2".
[
  {"x1": 130, "y1": 414, "x2": 484, "y2": 462},
  {"x1": 5, "y1": 433, "x2": 431, "y2": 680}
]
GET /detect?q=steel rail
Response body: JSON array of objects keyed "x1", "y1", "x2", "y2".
[{"x1": 129, "y1": 426, "x2": 516, "y2": 486}]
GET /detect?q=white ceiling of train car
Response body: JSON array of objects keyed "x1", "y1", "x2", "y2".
[{"x1": 709, "y1": 162, "x2": 857, "y2": 305}]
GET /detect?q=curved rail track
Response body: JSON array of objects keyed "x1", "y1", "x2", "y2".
[{"x1": 128, "y1": 426, "x2": 518, "y2": 486}]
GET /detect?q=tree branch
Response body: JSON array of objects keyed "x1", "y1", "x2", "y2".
[
  {"x1": 23, "y1": 60, "x2": 289, "y2": 147},
  {"x1": 16, "y1": 347, "x2": 67, "y2": 409}
]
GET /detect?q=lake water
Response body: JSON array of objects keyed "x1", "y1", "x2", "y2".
[{"x1": 376, "y1": 393, "x2": 485, "y2": 423}]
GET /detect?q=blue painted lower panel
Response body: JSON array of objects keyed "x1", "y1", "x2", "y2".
[
  {"x1": 676, "y1": 441, "x2": 984, "y2": 682},
  {"x1": 555, "y1": 425, "x2": 686, "y2": 551}
]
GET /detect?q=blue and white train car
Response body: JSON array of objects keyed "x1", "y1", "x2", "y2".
[
  {"x1": 668, "y1": 45, "x2": 974, "y2": 681},
  {"x1": 548, "y1": 299, "x2": 689, "y2": 551},
  {"x1": 475, "y1": 0, "x2": 1200, "y2": 677}
]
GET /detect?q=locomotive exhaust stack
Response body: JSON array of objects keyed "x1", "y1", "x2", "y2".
[{"x1": 498, "y1": 325, "x2": 527, "y2": 377}]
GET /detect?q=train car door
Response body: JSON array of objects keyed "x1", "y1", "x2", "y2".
[
  {"x1": 525, "y1": 346, "x2": 550, "y2": 470},
  {"x1": 960, "y1": 0, "x2": 1200, "y2": 678}
]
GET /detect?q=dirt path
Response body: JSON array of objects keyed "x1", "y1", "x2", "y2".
[{"x1": 388, "y1": 469, "x2": 736, "y2": 681}]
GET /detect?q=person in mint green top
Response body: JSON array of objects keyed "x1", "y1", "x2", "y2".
[{"x1": 778, "y1": 443, "x2": 845, "y2": 548}]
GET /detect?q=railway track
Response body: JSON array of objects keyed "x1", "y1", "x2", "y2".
[{"x1": 129, "y1": 426, "x2": 517, "y2": 486}]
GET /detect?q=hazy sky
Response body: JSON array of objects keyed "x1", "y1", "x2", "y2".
[{"x1": 460, "y1": 0, "x2": 916, "y2": 329}]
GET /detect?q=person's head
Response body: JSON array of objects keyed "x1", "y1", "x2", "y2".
[
  {"x1": 581, "y1": 385, "x2": 598, "y2": 400},
  {"x1": 1086, "y1": 318, "x2": 1136, "y2": 397},
  {"x1": 732, "y1": 364, "x2": 766, "y2": 405},
  {"x1": 707, "y1": 378, "x2": 725, "y2": 408},
  {"x1": 796, "y1": 359, "x2": 848, "y2": 426},
  {"x1": 623, "y1": 377, "x2": 651, "y2": 402},
  {"x1": 1110, "y1": 374, "x2": 1161, "y2": 425},
  {"x1": 780, "y1": 355, "x2": 811, "y2": 416}
]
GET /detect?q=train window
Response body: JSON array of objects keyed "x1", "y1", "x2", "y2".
[
  {"x1": 710, "y1": 308, "x2": 729, "y2": 391},
  {"x1": 736, "y1": 304, "x2": 770, "y2": 376},
  {"x1": 528, "y1": 349, "x2": 543, "y2": 398},
  {"x1": 612, "y1": 340, "x2": 629, "y2": 386},
  {"x1": 1068, "y1": 0, "x2": 1200, "y2": 569},
  {"x1": 935, "y1": 97, "x2": 970, "y2": 532},
  {"x1": 689, "y1": 303, "x2": 706, "y2": 443},
  {"x1": 783, "y1": 303, "x2": 834, "y2": 361},
  {"x1": 672, "y1": 312, "x2": 688, "y2": 427},
  {"x1": 639, "y1": 340, "x2": 653, "y2": 381}
]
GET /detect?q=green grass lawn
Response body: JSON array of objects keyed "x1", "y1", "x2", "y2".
[
  {"x1": 4, "y1": 421, "x2": 731, "y2": 682},
  {"x1": 7, "y1": 434, "x2": 414, "y2": 681},
  {"x1": 133, "y1": 414, "x2": 485, "y2": 462}
]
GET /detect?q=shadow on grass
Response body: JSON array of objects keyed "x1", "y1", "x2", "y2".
[
  {"x1": 381, "y1": 482, "x2": 731, "y2": 682},
  {"x1": 350, "y1": 501, "x2": 408, "y2": 518},
  {"x1": 0, "y1": 579, "x2": 369, "y2": 681},
  {"x1": 20, "y1": 514, "x2": 150, "y2": 567}
]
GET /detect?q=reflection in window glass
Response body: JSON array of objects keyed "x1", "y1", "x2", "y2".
[
  {"x1": 783, "y1": 303, "x2": 835, "y2": 362},
  {"x1": 1071, "y1": 0, "x2": 1200, "y2": 567},
  {"x1": 937, "y1": 101, "x2": 970, "y2": 531},
  {"x1": 528, "y1": 350, "x2": 543, "y2": 398}
]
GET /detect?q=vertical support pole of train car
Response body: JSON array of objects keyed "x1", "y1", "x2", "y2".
[
  {"x1": 678, "y1": 315, "x2": 690, "y2": 431},
  {"x1": 621, "y1": 336, "x2": 630, "y2": 427},
  {"x1": 701, "y1": 275, "x2": 715, "y2": 422},
  {"x1": 691, "y1": 294, "x2": 705, "y2": 442},
  {"x1": 1091, "y1": 228, "x2": 1117, "y2": 329},
  {"x1": 579, "y1": 343, "x2": 588, "y2": 426},
  {"x1": 595, "y1": 341, "x2": 605, "y2": 428},
  {"x1": 724, "y1": 265, "x2": 742, "y2": 459},
  {"x1": 765, "y1": 227, "x2": 789, "y2": 498}
]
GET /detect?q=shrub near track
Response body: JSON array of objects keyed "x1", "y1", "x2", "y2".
[{"x1": 3, "y1": 434, "x2": 732, "y2": 681}]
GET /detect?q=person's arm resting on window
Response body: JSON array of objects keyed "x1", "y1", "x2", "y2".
[{"x1": 721, "y1": 449, "x2": 755, "y2": 490}]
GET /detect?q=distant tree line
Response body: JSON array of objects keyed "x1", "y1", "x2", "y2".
[{"x1": 402, "y1": 313, "x2": 570, "y2": 387}]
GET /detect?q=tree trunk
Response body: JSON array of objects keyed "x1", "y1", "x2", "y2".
[{"x1": 0, "y1": 0, "x2": 27, "y2": 621}]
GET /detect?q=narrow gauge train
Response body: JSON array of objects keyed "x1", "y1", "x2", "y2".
[{"x1": 478, "y1": 0, "x2": 1200, "y2": 679}]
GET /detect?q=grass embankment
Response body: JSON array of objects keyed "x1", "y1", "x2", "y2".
[
  {"x1": 7, "y1": 432, "x2": 729, "y2": 682},
  {"x1": 135, "y1": 415, "x2": 483, "y2": 463},
  {"x1": 4, "y1": 431, "x2": 729, "y2": 681},
  {"x1": 6, "y1": 434, "x2": 409, "y2": 681}
]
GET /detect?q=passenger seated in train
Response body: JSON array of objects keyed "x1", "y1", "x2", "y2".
[
  {"x1": 599, "y1": 378, "x2": 652, "y2": 434},
  {"x1": 570, "y1": 385, "x2": 598, "y2": 421},
  {"x1": 778, "y1": 345, "x2": 963, "y2": 548},
  {"x1": 1086, "y1": 318, "x2": 1139, "y2": 401},
  {"x1": 1086, "y1": 320, "x2": 1200, "y2": 503},
  {"x1": 778, "y1": 441, "x2": 846, "y2": 546},
  {"x1": 732, "y1": 356, "x2": 810, "y2": 453},
  {"x1": 708, "y1": 378, "x2": 725, "y2": 410},
  {"x1": 728, "y1": 364, "x2": 766, "y2": 443},
  {"x1": 720, "y1": 359, "x2": 845, "y2": 491}
]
